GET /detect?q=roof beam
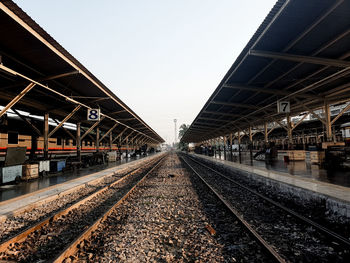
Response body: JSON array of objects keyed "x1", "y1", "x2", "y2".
[
  {"x1": 249, "y1": 50, "x2": 350, "y2": 68},
  {"x1": 41, "y1": 70, "x2": 80, "y2": 81},
  {"x1": 203, "y1": 110, "x2": 241, "y2": 117},
  {"x1": 198, "y1": 117, "x2": 232, "y2": 122},
  {"x1": 211, "y1": 100, "x2": 259, "y2": 110},
  {"x1": 223, "y1": 84, "x2": 313, "y2": 99}
]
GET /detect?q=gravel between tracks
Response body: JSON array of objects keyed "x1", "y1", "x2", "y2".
[
  {"x1": 0, "y1": 160, "x2": 151, "y2": 243},
  {"x1": 183, "y1": 154, "x2": 350, "y2": 262},
  {"x1": 0, "y1": 165, "x2": 153, "y2": 262},
  {"x1": 72, "y1": 153, "x2": 272, "y2": 263}
]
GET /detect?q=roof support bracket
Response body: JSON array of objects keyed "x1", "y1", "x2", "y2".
[
  {"x1": 80, "y1": 116, "x2": 105, "y2": 141},
  {"x1": 112, "y1": 127, "x2": 128, "y2": 143},
  {"x1": 121, "y1": 131, "x2": 135, "y2": 144},
  {"x1": 12, "y1": 108, "x2": 42, "y2": 136},
  {"x1": 52, "y1": 119, "x2": 75, "y2": 140},
  {"x1": 331, "y1": 103, "x2": 350, "y2": 125},
  {"x1": 0, "y1": 82, "x2": 36, "y2": 118},
  {"x1": 48, "y1": 105, "x2": 81, "y2": 138},
  {"x1": 99, "y1": 123, "x2": 118, "y2": 143}
]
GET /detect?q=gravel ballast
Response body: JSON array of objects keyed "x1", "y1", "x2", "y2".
[{"x1": 73, "y1": 153, "x2": 272, "y2": 262}]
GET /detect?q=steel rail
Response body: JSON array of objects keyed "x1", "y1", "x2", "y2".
[
  {"x1": 52, "y1": 155, "x2": 166, "y2": 263},
  {"x1": 0, "y1": 156, "x2": 163, "y2": 254},
  {"x1": 180, "y1": 156, "x2": 286, "y2": 263},
  {"x1": 185, "y1": 154, "x2": 350, "y2": 247}
]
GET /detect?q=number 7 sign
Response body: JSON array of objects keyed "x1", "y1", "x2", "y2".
[{"x1": 277, "y1": 101, "x2": 290, "y2": 113}]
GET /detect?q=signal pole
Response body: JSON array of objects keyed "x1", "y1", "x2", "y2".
[{"x1": 173, "y1": 119, "x2": 177, "y2": 145}]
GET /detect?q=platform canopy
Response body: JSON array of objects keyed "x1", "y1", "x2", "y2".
[
  {"x1": 0, "y1": 0, "x2": 163, "y2": 144},
  {"x1": 182, "y1": 0, "x2": 350, "y2": 143}
]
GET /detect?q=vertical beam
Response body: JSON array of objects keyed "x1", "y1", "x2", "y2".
[
  {"x1": 229, "y1": 133, "x2": 233, "y2": 160},
  {"x1": 287, "y1": 114, "x2": 293, "y2": 147},
  {"x1": 324, "y1": 100, "x2": 332, "y2": 141},
  {"x1": 223, "y1": 136, "x2": 227, "y2": 160},
  {"x1": 249, "y1": 127, "x2": 253, "y2": 142},
  {"x1": 264, "y1": 122, "x2": 268, "y2": 144},
  {"x1": 76, "y1": 122, "x2": 81, "y2": 161},
  {"x1": 96, "y1": 127, "x2": 100, "y2": 152},
  {"x1": 109, "y1": 132, "x2": 113, "y2": 151},
  {"x1": 44, "y1": 112, "x2": 49, "y2": 159},
  {"x1": 238, "y1": 131, "x2": 241, "y2": 163},
  {"x1": 126, "y1": 137, "x2": 129, "y2": 157},
  {"x1": 249, "y1": 126, "x2": 253, "y2": 161}
]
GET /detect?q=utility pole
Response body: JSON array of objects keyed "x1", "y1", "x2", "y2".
[{"x1": 173, "y1": 119, "x2": 177, "y2": 146}]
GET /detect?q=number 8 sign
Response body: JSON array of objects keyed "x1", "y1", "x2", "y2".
[
  {"x1": 277, "y1": 101, "x2": 290, "y2": 113},
  {"x1": 87, "y1": 109, "x2": 100, "y2": 121}
]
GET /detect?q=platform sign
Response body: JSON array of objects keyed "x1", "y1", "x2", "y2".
[
  {"x1": 87, "y1": 108, "x2": 100, "y2": 121},
  {"x1": 277, "y1": 100, "x2": 290, "y2": 113}
]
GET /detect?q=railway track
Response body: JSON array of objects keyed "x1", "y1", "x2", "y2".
[
  {"x1": 0, "y1": 155, "x2": 166, "y2": 262},
  {"x1": 181, "y1": 154, "x2": 350, "y2": 262},
  {"x1": 0, "y1": 159, "x2": 155, "y2": 243},
  {"x1": 57, "y1": 152, "x2": 277, "y2": 262}
]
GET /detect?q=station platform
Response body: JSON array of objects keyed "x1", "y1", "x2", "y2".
[
  {"x1": 0, "y1": 153, "x2": 162, "y2": 222},
  {"x1": 190, "y1": 152, "x2": 350, "y2": 217},
  {"x1": 0, "y1": 155, "x2": 151, "y2": 202},
  {"x1": 212, "y1": 151, "x2": 350, "y2": 187}
]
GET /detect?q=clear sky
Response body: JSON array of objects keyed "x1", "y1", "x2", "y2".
[{"x1": 14, "y1": 0, "x2": 276, "y2": 144}]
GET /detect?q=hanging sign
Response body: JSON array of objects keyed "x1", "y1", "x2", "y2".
[
  {"x1": 277, "y1": 100, "x2": 290, "y2": 113},
  {"x1": 87, "y1": 109, "x2": 100, "y2": 121}
]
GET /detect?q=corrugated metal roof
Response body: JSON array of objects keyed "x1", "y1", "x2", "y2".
[
  {"x1": 182, "y1": 0, "x2": 350, "y2": 143},
  {"x1": 0, "y1": 0, "x2": 163, "y2": 143}
]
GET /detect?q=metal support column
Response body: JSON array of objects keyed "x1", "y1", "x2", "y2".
[
  {"x1": 264, "y1": 122, "x2": 268, "y2": 145},
  {"x1": 238, "y1": 131, "x2": 241, "y2": 163},
  {"x1": 229, "y1": 133, "x2": 233, "y2": 161},
  {"x1": 287, "y1": 114, "x2": 293, "y2": 148},
  {"x1": 324, "y1": 100, "x2": 332, "y2": 142},
  {"x1": 126, "y1": 137, "x2": 129, "y2": 157},
  {"x1": 223, "y1": 136, "x2": 227, "y2": 160},
  {"x1": 217, "y1": 138, "x2": 221, "y2": 159},
  {"x1": 249, "y1": 126, "x2": 253, "y2": 162},
  {"x1": 44, "y1": 113, "x2": 49, "y2": 159},
  {"x1": 76, "y1": 122, "x2": 81, "y2": 161},
  {"x1": 96, "y1": 127, "x2": 100, "y2": 152},
  {"x1": 109, "y1": 132, "x2": 113, "y2": 151}
]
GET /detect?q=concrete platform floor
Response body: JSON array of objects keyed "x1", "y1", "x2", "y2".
[
  {"x1": 191, "y1": 152, "x2": 350, "y2": 218},
  {"x1": 0, "y1": 154, "x2": 153, "y2": 202},
  {"x1": 211, "y1": 151, "x2": 350, "y2": 188},
  {"x1": 192, "y1": 152, "x2": 350, "y2": 206}
]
